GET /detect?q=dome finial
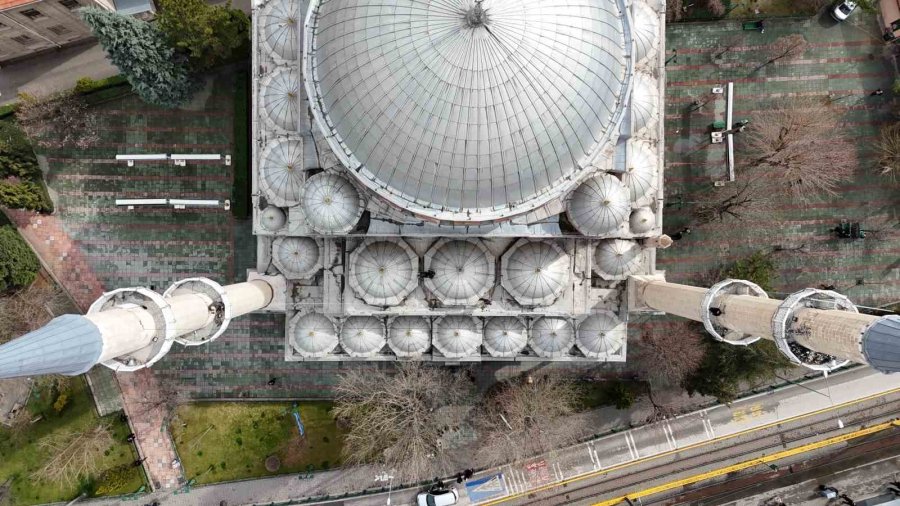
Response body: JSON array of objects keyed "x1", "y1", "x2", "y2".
[{"x1": 465, "y1": 0, "x2": 487, "y2": 27}]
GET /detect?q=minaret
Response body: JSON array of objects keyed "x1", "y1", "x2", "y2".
[
  {"x1": 630, "y1": 276, "x2": 900, "y2": 373},
  {"x1": 0, "y1": 276, "x2": 279, "y2": 379}
]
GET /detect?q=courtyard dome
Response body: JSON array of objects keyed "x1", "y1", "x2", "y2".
[
  {"x1": 501, "y1": 240, "x2": 570, "y2": 306},
  {"x1": 301, "y1": 172, "x2": 362, "y2": 234},
  {"x1": 349, "y1": 239, "x2": 419, "y2": 306},
  {"x1": 289, "y1": 312, "x2": 338, "y2": 357},
  {"x1": 259, "y1": 206, "x2": 286, "y2": 231},
  {"x1": 261, "y1": 0, "x2": 300, "y2": 61},
  {"x1": 624, "y1": 142, "x2": 658, "y2": 206},
  {"x1": 272, "y1": 237, "x2": 320, "y2": 279},
  {"x1": 387, "y1": 316, "x2": 431, "y2": 357},
  {"x1": 632, "y1": 72, "x2": 659, "y2": 135},
  {"x1": 433, "y1": 316, "x2": 482, "y2": 358},
  {"x1": 483, "y1": 317, "x2": 527, "y2": 358},
  {"x1": 629, "y1": 207, "x2": 656, "y2": 234},
  {"x1": 576, "y1": 312, "x2": 626, "y2": 359},
  {"x1": 530, "y1": 317, "x2": 575, "y2": 358},
  {"x1": 424, "y1": 239, "x2": 495, "y2": 306},
  {"x1": 632, "y1": 1, "x2": 660, "y2": 65},
  {"x1": 594, "y1": 239, "x2": 643, "y2": 280},
  {"x1": 261, "y1": 68, "x2": 300, "y2": 131},
  {"x1": 260, "y1": 139, "x2": 304, "y2": 207},
  {"x1": 340, "y1": 316, "x2": 386, "y2": 357},
  {"x1": 304, "y1": 0, "x2": 631, "y2": 223},
  {"x1": 566, "y1": 173, "x2": 631, "y2": 236}
]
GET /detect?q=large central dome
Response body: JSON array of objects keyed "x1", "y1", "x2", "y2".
[{"x1": 304, "y1": 0, "x2": 630, "y2": 222}]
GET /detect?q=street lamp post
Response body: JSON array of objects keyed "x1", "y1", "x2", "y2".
[{"x1": 376, "y1": 472, "x2": 395, "y2": 506}]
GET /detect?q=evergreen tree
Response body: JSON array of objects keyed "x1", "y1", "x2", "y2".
[
  {"x1": 157, "y1": 0, "x2": 250, "y2": 70},
  {"x1": 0, "y1": 225, "x2": 40, "y2": 293},
  {"x1": 80, "y1": 8, "x2": 198, "y2": 108}
]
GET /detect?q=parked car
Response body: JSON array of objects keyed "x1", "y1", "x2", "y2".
[
  {"x1": 831, "y1": 0, "x2": 857, "y2": 21},
  {"x1": 416, "y1": 487, "x2": 459, "y2": 506}
]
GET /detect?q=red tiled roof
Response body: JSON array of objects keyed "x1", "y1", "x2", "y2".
[{"x1": 0, "y1": 0, "x2": 39, "y2": 11}]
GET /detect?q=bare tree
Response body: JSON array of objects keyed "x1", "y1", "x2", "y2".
[
  {"x1": 0, "y1": 281, "x2": 69, "y2": 345},
  {"x1": 755, "y1": 34, "x2": 807, "y2": 71},
  {"x1": 666, "y1": 0, "x2": 683, "y2": 22},
  {"x1": 706, "y1": 0, "x2": 726, "y2": 17},
  {"x1": 32, "y1": 424, "x2": 114, "y2": 487},
  {"x1": 691, "y1": 176, "x2": 771, "y2": 224},
  {"x1": 15, "y1": 91, "x2": 99, "y2": 150},
  {"x1": 875, "y1": 123, "x2": 900, "y2": 183},
  {"x1": 712, "y1": 34, "x2": 744, "y2": 61},
  {"x1": 739, "y1": 99, "x2": 854, "y2": 201},
  {"x1": 475, "y1": 373, "x2": 581, "y2": 467},
  {"x1": 633, "y1": 322, "x2": 706, "y2": 387},
  {"x1": 333, "y1": 363, "x2": 473, "y2": 482}
]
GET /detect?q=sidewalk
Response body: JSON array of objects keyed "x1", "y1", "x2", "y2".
[{"x1": 0, "y1": 41, "x2": 116, "y2": 104}]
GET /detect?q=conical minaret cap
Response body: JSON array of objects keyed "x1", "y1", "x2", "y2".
[{"x1": 0, "y1": 315, "x2": 103, "y2": 379}]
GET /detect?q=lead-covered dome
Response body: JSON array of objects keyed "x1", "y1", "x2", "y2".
[
  {"x1": 260, "y1": 139, "x2": 305, "y2": 207},
  {"x1": 501, "y1": 240, "x2": 571, "y2": 306},
  {"x1": 566, "y1": 173, "x2": 631, "y2": 236},
  {"x1": 341, "y1": 316, "x2": 386, "y2": 357},
  {"x1": 433, "y1": 315, "x2": 482, "y2": 358},
  {"x1": 387, "y1": 316, "x2": 431, "y2": 356},
  {"x1": 349, "y1": 239, "x2": 419, "y2": 306},
  {"x1": 530, "y1": 317, "x2": 575, "y2": 358},
  {"x1": 576, "y1": 312, "x2": 626, "y2": 359},
  {"x1": 301, "y1": 172, "x2": 363, "y2": 234},
  {"x1": 593, "y1": 239, "x2": 643, "y2": 280},
  {"x1": 424, "y1": 239, "x2": 495, "y2": 306},
  {"x1": 304, "y1": 0, "x2": 631, "y2": 222},
  {"x1": 289, "y1": 312, "x2": 338, "y2": 357},
  {"x1": 261, "y1": 68, "x2": 300, "y2": 131},
  {"x1": 261, "y1": 0, "x2": 300, "y2": 61},
  {"x1": 624, "y1": 141, "x2": 658, "y2": 206},
  {"x1": 272, "y1": 237, "x2": 320, "y2": 278},
  {"x1": 483, "y1": 317, "x2": 527, "y2": 357}
]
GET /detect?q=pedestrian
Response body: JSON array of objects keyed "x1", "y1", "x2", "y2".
[
  {"x1": 840, "y1": 494, "x2": 855, "y2": 506},
  {"x1": 872, "y1": 89, "x2": 884, "y2": 96},
  {"x1": 455, "y1": 473, "x2": 463, "y2": 484},
  {"x1": 126, "y1": 433, "x2": 136, "y2": 443},
  {"x1": 268, "y1": 377, "x2": 278, "y2": 386},
  {"x1": 464, "y1": 469, "x2": 474, "y2": 480},
  {"x1": 133, "y1": 458, "x2": 146, "y2": 467},
  {"x1": 120, "y1": 413, "x2": 129, "y2": 423}
]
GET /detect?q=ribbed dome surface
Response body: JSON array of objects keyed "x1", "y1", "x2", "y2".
[
  {"x1": 260, "y1": 206, "x2": 286, "y2": 231},
  {"x1": 387, "y1": 316, "x2": 431, "y2": 357},
  {"x1": 261, "y1": 0, "x2": 300, "y2": 60},
  {"x1": 433, "y1": 316, "x2": 482, "y2": 358},
  {"x1": 632, "y1": 1, "x2": 660, "y2": 64},
  {"x1": 261, "y1": 68, "x2": 300, "y2": 131},
  {"x1": 483, "y1": 317, "x2": 527, "y2": 357},
  {"x1": 501, "y1": 240, "x2": 570, "y2": 306},
  {"x1": 424, "y1": 239, "x2": 495, "y2": 305},
  {"x1": 290, "y1": 312, "x2": 338, "y2": 357},
  {"x1": 594, "y1": 239, "x2": 643, "y2": 280},
  {"x1": 624, "y1": 142, "x2": 658, "y2": 206},
  {"x1": 629, "y1": 207, "x2": 656, "y2": 234},
  {"x1": 340, "y1": 316, "x2": 386, "y2": 357},
  {"x1": 576, "y1": 312, "x2": 626, "y2": 358},
  {"x1": 349, "y1": 240, "x2": 419, "y2": 306},
  {"x1": 305, "y1": 0, "x2": 630, "y2": 222},
  {"x1": 632, "y1": 72, "x2": 659, "y2": 135},
  {"x1": 272, "y1": 237, "x2": 320, "y2": 279},
  {"x1": 530, "y1": 317, "x2": 575, "y2": 358},
  {"x1": 566, "y1": 173, "x2": 631, "y2": 236},
  {"x1": 301, "y1": 173, "x2": 362, "y2": 234},
  {"x1": 260, "y1": 139, "x2": 304, "y2": 207}
]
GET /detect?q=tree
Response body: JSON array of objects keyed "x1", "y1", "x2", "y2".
[
  {"x1": 634, "y1": 321, "x2": 706, "y2": 387},
  {"x1": 684, "y1": 339, "x2": 792, "y2": 403},
  {"x1": 738, "y1": 99, "x2": 854, "y2": 201},
  {"x1": 475, "y1": 373, "x2": 581, "y2": 466},
  {"x1": 705, "y1": 0, "x2": 726, "y2": 17},
  {"x1": 0, "y1": 226, "x2": 39, "y2": 294},
  {"x1": 15, "y1": 91, "x2": 99, "y2": 150},
  {"x1": 333, "y1": 363, "x2": 473, "y2": 482},
  {"x1": 755, "y1": 34, "x2": 807, "y2": 71},
  {"x1": 156, "y1": 0, "x2": 250, "y2": 71},
  {"x1": 0, "y1": 120, "x2": 41, "y2": 181},
  {"x1": 0, "y1": 180, "x2": 52, "y2": 212},
  {"x1": 875, "y1": 123, "x2": 900, "y2": 183},
  {"x1": 0, "y1": 281, "x2": 68, "y2": 345},
  {"x1": 32, "y1": 425, "x2": 114, "y2": 487},
  {"x1": 691, "y1": 176, "x2": 771, "y2": 224},
  {"x1": 725, "y1": 251, "x2": 777, "y2": 291},
  {"x1": 80, "y1": 8, "x2": 198, "y2": 108},
  {"x1": 666, "y1": 0, "x2": 683, "y2": 22}
]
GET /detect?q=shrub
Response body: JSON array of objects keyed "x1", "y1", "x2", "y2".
[
  {"x1": 0, "y1": 225, "x2": 40, "y2": 293},
  {"x1": 607, "y1": 381, "x2": 635, "y2": 410},
  {"x1": 53, "y1": 393, "x2": 69, "y2": 414},
  {"x1": 94, "y1": 464, "x2": 132, "y2": 496},
  {"x1": 724, "y1": 251, "x2": 777, "y2": 292},
  {"x1": 0, "y1": 180, "x2": 53, "y2": 212}
]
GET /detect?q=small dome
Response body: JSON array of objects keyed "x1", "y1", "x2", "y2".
[
  {"x1": 501, "y1": 240, "x2": 570, "y2": 306},
  {"x1": 301, "y1": 173, "x2": 362, "y2": 234},
  {"x1": 594, "y1": 240, "x2": 643, "y2": 280},
  {"x1": 349, "y1": 239, "x2": 418, "y2": 306},
  {"x1": 272, "y1": 237, "x2": 320, "y2": 279},
  {"x1": 340, "y1": 316, "x2": 386, "y2": 357},
  {"x1": 289, "y1": 312, "x2": 338, "y2": 357},
  {"x1": 261, "y1": 0, "x2": 299, "y2": 61},
  {"x1": 624, "y1": 142, "x2": 658, "y2": 206},
  {"x1": 259, "y1": 206, "x2": 286, "y2": 231},
  {"x1": 483, "y1": 317, "x2": 527, "y2": 358},
  {"x1": 530, "y1": 317, "x2": 575, "y2": 358},
  {"x1": 577, "y1": 312, "x2": 626, "y2": 359},
  {"x1": 632, "y1": 73, "x2": 659, "y2": 136},
  {"x1": 629, "y1": 207, "x2": 656, "y2": 234},
  {"x1": 424, "y1": 239, "x2": 495, "y2": 306},
  {"x1": 261, "y1": 68, "x2": 300, "y2": 131},
  {"x1": 633, "y1": 2, "x2": 660, "y2": 65},
  {"x1": 387, "y1": 316, "x2": 430, "y2": 357},
  {"x1": 566, "y1": 173, "x2": 631, "y2": 236},
  {"x1": 260, "y1": 139, "x2": 304, "y2": 207},
  {"x1": 433, "y1": 316, "x2": 482, "y2": 358}
]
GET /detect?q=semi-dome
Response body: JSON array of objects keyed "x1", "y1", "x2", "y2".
[
  {"x1": 629, "y1": 207, "x2": 656, "y2": 234},
  {"x1": 483, "y1": 317, "x2": 527, "y2": 358},
  {"x1": 433, "y1": 316, "x2": 482, "y2": 358},
  {"x1": 349, "y1": 239, "x2": 419, "y2": 306},
  {"x1": 259, "y1": 206, "x2": 286, "y2": 231},
  {"x1": 340, "y1": 316, "x2": 386, "y2": 357},
  {"x1": 633, "y1": 1, "x2": 660, "y2": 65},
  {"x1": 530, "y1": 317, "x2": 575, "y2": 358},
  {"x1": 623, "y1": 142, "x2": 658, "y2": 206},
  {"x1": 289, "y1": 312, "x2": 338, "y2": 357},
  {"x1": 261, "y1": 0, "x2": 300, "y2": 61},
  {"x1": 424, "y1": 239, "x2": 495, "y2": 306},
  {"x1": 301, "y1": 172, "x2": 362, "y2": 234},
  {"x1": 632, "y1": 72, "x2": 659, "y2": 135},
  {"x1": 576, "y1": 312, "x2": 626, "y2": 358},
  {"x1": 594, "y1": 239, "x2": 643, "y2": 280},
  {"x1": 261, "y1": 68, "x2": 300, "y2": 131},
  {"x1": 260, "y1": 139, "x2": 304, "y2": 207},
  {"x1": 272, "y1": 237, "x2": 320, "y2": 279},
  {"x1": 387, "y1": 316, "x2": 431, "y2": 357},
  {"x1": 501, "y1": 240, "x2": 570, "y2": 306},
  {"x1": 566, "y1": 173, "x2": 631, "y2": 236},
  {"x1": 304, "y1": 0, "x2": 631, "y2": 223}
]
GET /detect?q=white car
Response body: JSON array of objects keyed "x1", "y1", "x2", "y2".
[
  {"x1": 416, "y1": 488, "x2": 459, "y2": 506},
  {"x1": 831, "y1": 0, "x2": 857, "y2": 21}
]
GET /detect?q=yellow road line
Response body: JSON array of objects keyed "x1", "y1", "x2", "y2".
[
  {"x1": 591, "y1": 419, "x2": 900, "y2": 506},
  {"x1": 479, "y1": 386, "x2": 900, "y2": 506}
]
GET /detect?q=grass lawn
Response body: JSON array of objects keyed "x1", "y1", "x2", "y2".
[
  {"x1": 0, "y1": 377, "x2": 144, "y2": 505},
  {"x1": 171, "y1": 402, "x2": 345, "y2": 485}
]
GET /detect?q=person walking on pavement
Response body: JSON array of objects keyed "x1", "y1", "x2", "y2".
[{"x1": 872, "y1": 89, "x2": 885, "y2": 96}]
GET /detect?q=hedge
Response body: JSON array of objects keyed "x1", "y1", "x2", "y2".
[
  {"x1": 0, "y1": 225, "x2": 40, "y2": 293},
  {"x1": 231, "y1": 69, "x2": 250, "y2": 219}
]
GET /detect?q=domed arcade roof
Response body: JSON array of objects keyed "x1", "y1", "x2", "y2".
[
  {"x1": 304, "y1": 0, "x2": 632, "y2": 223},
  {"x1": 272, "y1": 237, "x2": 321, "y2": 279},
  {"x1": 260, "y1": 139, "x2": 305, "y2": 207},
  {"x1": 341, "y1": 316, "x2": 386, "y2": 357},
  {"x1": 433, "y1": 315, "x2": 482, "y2": 358},
  {"x1": 261, "y1": 0, "x2": 300, "y2": 61},
  {"x1": 483, "y1": 317, "x2": 527, "y2": 357},
  {"x1": 566, "y1": 173, "x2": 631, "y2": 236},
  {"x1": 289, "y1": 312, "x2": 339, "y2": 357},
  {"x1": 576, "y1": 312, "x2": 626, "y2": 358},
  {"x1": 501, "y1": 240, "x2": 571, "y2": 306},
  {"x1": 387, "y1": 316, "x2": 431, "y2": 357},
  {"x1": 632, "y1": 72, "x2": 659, "y2": 135},
  {"x1": 633, "y1": 1, "x2": 660, "y2": 65},
  {"x1": 301, "y1": 172, "x2": 363, "y2": 234},
  {"x1": 349, "y1": 239, "x2": 419, "y2": 306},
  {"x1": 623, "y1": 142, "x2": 658, "y2": 206},
  {"x1": 261, "y1": 68, "x2": 300, "y2": 132},
  {"x1": 530, "y1": 317, "x2": 575, "y2": 358},
  {"x1": 260, "y1": 206, "x2": 286, "y2": 231},
  {"x1": 594, "y1": 239, "x2": 643, "y2": 280},
  {"x1": 629, "y1": 207, "x2": 656, "y2": 234},
  {"x1": 424, "y1": 239, "x2": 495, "y2": 306}
]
